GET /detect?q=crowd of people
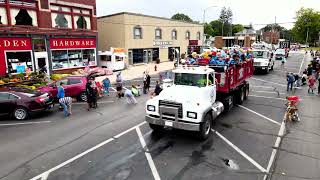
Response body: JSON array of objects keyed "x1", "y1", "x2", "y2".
[{"x1": 286, "y1": 50, "x2": 320, "y2": 94}]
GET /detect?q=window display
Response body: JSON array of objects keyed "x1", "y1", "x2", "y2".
[
  {"x1": 52, "y1": 50, "x2": 68, "y2": 69},
  {"x1": 51, "y1": 49, "x2": 96, "y2": 69},
  {"x1": 6, "y1": 51, "x2": 33, "y2": 74}
]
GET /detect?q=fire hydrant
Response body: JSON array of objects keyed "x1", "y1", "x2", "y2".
[{"x1": 154, "y1": 65, "x2": 157, "y2": 71}]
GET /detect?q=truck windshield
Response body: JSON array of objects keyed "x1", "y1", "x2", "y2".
[
  {"x1": 253, "y1": 51, "x2": 268, "y2": 58},
  {"x1": 175, "y1": 73, "x2": 207, "y2": 87}
]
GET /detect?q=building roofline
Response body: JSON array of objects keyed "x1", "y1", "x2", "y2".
[{"x1": 98, "y1": 12, "x2": 203, "y2": 26}]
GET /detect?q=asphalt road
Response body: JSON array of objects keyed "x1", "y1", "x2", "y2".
[{"x1": 0, "y1": 51, "x2": 319, "y2": 180}]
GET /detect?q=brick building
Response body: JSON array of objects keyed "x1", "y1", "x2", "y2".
[
  {"x1": 0, "y1": 0, "x2": 97, "y2": 76},
  {"x1": 262, "y1": 31, "x2": 280, "y2": 44}
]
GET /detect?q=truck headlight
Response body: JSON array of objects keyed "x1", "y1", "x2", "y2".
[
  {"x1": 187, "y1": 111, "x2": 197, "y2": 119},
  {"x1": 147, "y1": 105, "x2": 155, "y2": 112}
]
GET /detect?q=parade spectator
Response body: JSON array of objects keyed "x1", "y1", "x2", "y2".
[
  {"x1": 131, "y1": 85, "x2": 140, "y2": 97},
  {"x1": 307, "y1": 65, "x2": 313, "y2": 77},
  {"x1": 59, "y1": 97, "x2": 73, "y2": 117},
  {"x1": 146, "y1": 73, "x2": 151, "y2": 92},
  {"x1": 86, "y1": 78, "x2": 95, "y2": 111},
  {"x1": 143, "y1": 71, "x2": 147, "y2": 94},
  {"x1": 57, "y1": 82, "x2": 65, "y2": 110},
  {"x1": 154, "y1": 81, "x2": 162, "y2": 96},
  {"x1": 102, "y1": 77, "x2": 110, "y2": 96},
  {"x1": 116, "y1": 72, "x2": 123, "y2": 98},
  {"x1": 318, "y1": 73, "x2": 320, "y2": 94},
  {"x1": 123, "y1": 89, "x2": 137, "y2": 104},
  {"x1": 287, "y1": 72, "x2": 295, "y2": 91},
  {"x1": 308, "y1": 76, "x2": 316, "y2": 94}
]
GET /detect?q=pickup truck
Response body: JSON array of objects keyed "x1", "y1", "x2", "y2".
[{"x1": 252, "y1": 49, "x2": 274, "y2": 74}]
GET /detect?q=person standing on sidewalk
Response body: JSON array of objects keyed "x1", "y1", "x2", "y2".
[
  {"x1": 146, "y1": 73, "x2": 151, "y2": 92},
  {"x1": 287, "y1": 72, "x2": 295, "y2": 91},
  {"x1": 308, "y1": 75, "x2": 316, "y2": 94},
  {"x1": 143, "y1": 71, "x2": 147, "y2": 94},
  {"x1": 116, "y1": 72, "x2": 123, "y2": 99},
  {"x1": 102, "y1": 77, "x2": 110, "y2": 96},
  {"x1": 318, "y1": 73, "x2": 320, "y2": 95},
  {"x1": 59, "y1": 97, "x2": 73, "y2": 117},
  {"x1": 86, "y1": 78, "x2": 95, "y2": 111}
]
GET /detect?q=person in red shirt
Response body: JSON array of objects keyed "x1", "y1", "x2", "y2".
[{"x1": 308, "y1": 76, "x2": 316, "y2": 94}]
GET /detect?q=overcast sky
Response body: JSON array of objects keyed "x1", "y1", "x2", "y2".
[{"x1": 96, "y1": 0, "x2": 320, "y2": 30}]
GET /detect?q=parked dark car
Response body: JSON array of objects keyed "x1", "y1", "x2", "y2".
[
  {"x1": 38, "y1": 76, "x2": 88, "y2": 102},
  {"x1": 0, "y1": 88, "x2": 54, "y2": 120}
]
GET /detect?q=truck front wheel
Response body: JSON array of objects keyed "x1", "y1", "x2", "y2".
[
  {"x1": 198, "y1": 113, "x2": 212, "y2": 140},
  {"x1": 149, "y1": 123, "x2": 164, "y2": 132}
]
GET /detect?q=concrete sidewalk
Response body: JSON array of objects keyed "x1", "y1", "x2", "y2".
[{"x1": 96, "y1": 61, "x2": 174, "y2": 84}]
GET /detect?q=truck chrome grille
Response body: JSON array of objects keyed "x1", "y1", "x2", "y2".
[
  {"x1": 159, "y1": 100, "x2": 183, "y2": 118},
  {"x1": 254, "y1": 62, "x2": 261, "y2": 66}
]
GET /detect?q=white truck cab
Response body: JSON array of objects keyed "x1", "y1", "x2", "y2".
[
  {"x1": 145, "y1": 66, "x2": 224, "y2": 140},
  {"x1": 252, "y1": 49, "x2": 274, "y2": 74}
]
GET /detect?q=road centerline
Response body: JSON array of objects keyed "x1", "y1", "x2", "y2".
[{"x1": 0, "y1": 121, "x2": 51, "y2": 127}]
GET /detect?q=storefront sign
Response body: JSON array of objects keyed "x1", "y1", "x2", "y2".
[
  {"x1": 50, "y1": 38, "x2": 96, "y2": 49},
  {"x1": 0, "y1": 38, "x2": 32, "y2": 76},
  {"x1": 189, "y1": 40, "x2": 199, "y2": 46},
  {"x1": 111, "y1": 48, "x2": 125, "y2": 53},
  {"x1": 153, "y1": 41, "x2": 173, "y2": 47}
]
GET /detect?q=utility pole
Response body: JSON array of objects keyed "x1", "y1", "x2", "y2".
[{"x1": 305, "y1": 27, "x2": 309, "y2": 45}]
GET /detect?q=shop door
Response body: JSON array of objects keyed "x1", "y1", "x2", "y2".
[
  {"x1": 147, "y1": 50, "x2": 152, "y2": 63},
  {"x1": 143, "y1": 50, "x2": 148, "y2": 63},
  {"x1": 34, "y1": 52, "x2": 49, "y2": 75}
]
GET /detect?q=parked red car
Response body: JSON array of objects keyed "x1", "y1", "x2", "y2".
[
  {"x1": 0, "y1": 88, "x2": 54, "y2": 120},
  {"x1": 38, "y1": 76, "x2": 88, "y2": 101}
]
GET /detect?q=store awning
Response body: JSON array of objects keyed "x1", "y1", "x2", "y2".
[{"x1": 98, "y1": 51, "x2": 112, "y2": 56}]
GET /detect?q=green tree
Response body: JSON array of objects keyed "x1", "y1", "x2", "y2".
[
  {"x1": 232, "y1": 24, "x2": 244, "y2": 35},
  {"x1": 204, "y1": 23, "x2": 214, "y2": 37},
  {"x1": 292, "y1": 8, "x2": 320, "y2": 45},
  {"x1": 210, "y1": 20, "x2": 223, "y2": 36},
  {"x1": 171, "y1": 13, "x2": 193, "y2": 23}
]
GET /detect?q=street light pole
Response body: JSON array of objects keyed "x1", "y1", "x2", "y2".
[{"x1": 202, "y1": 5, "x2": 217, "y2": 52}]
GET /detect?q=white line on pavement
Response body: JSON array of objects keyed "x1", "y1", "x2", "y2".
[
  {"x1": 123, "y1": 87, "x2": 128, "y2": 90},
  {"x1": 238, "y1": 105, "x2": 281, "y2": 126},
  {"x1": 263, "y1": 117, "x2": 287, "y2": 180},
  {"x1": 248, "y1": 95, "x2": 287, "y2": 101},
  {"x1": 73, "y1": 101, "x2": 115, "y2": 105},
  {"x1": 251, "y1": 90, "x2": 286, "y2": 95},
  {"x1": 298, "y1": 53, "x2": 307, "y2": 74},
  {"x1": 30, "y1": 121, "x2": 147, "y2": 180},
  {"x1": 213, "y1": 130, "x2": 267, "y2": 173},
  {"x1": 0, "y1": 121, "x2": 51, "y2": 127},
  {"x1": 110, "y1": 87, "x2": 116, "y2": 91},
  {"x1": 136, "y1": 127, "x2": 161, "y2": 180},
  {"x1": 251, "y1": 78, "x2": 287, "y2": 87},
  {"x1": 251, "y1": 85, "x2": 275, "y2": 89}
]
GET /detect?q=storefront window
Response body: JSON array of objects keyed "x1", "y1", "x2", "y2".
[
  {"x1": 68, "y1": 50, "x2": 82, "y2": 67},
  {"x1": 51, "y1": 49, "x2": 96, "y2": 69},
  {"x1": 6, "y1": 51, "x2": 33, "y2": 74},
  {"x1": 52, "y1": 50, "x2": 68, "y2": 69},
  {"x1": 83, "y1": 49, "x2": 96, "y2": 66}
]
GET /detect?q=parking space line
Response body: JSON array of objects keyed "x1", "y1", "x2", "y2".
[
  {"x1": 251, "y1": 85, "x2": 275, "y2": 89},
  {"x1": 213, "y1": 130, "x2": 267, "y2": 173},
  {"x1": 248, "y1": 95, "x2": 287, "y2": 101},
  {"x1": 0, "y1": 121, "x2": 51, "y2": 127},
  {"x1": 30, "y1": 121, "x2": 147, "y2": 180},
  {"x1": 238, "y1": 105, "x2": 281, "y2": 126},
  {"x1": 263, "y1": 118, "x2": 287, "y2": 180},
  {"x1": 136, "y1": 127, "x2": 161, "y2": 180},
  {"x1": 298, "y1": 54, "x2": 306, "y2": 74},
  {"x1": 110, "y1": 87, "x2": 116, "y2": 91},
  {"x1": 251, "y1": 90, "x2": 286, "y2": 95}
]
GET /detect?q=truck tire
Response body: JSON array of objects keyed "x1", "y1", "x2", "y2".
[
  {"x1": 198, "y1": 113, "x2": 212, "y2": 140},
  {"x1": 236, "y1": 87, "x2": 245, "y2": 105},
  {"x1": 244, "y1": 84, "x2": 249, "y2": 100},
  {"x1": 223, "y1": 95, "x2": 234, "y2": 112},
  {"x1": 149, "y1": 123, "x2": 164, "y2": 132}
]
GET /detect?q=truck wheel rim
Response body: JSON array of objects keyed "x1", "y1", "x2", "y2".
[
  {"x1": 205, "y1": 120, "x2": 210, "y2": 135},
  {"x1": 15, "y1": 109, "x2": 26, "y2": 120}
]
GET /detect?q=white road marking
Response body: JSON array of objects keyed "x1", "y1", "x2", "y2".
[
  {"x1": 298, "y1": 53, "x2": 306, "y2": 74},
  {"x1": 251, "y1": 90, "x2": 286, "y2": 95},
  {"x1": 110, "y1": 87, "x2": 116, "y2": 91},
  {"x1": 136, "y1": 127, "x2": 161, "y2": 180},
  {"x1": 251, "y1": 85, "x2": 275, "y2": 89},
  {"x1": 123, "y1": 87, "x2": 128, "y2": 90},
  {"x1": 251, "y1": 78, "x2": 287, "y2": 87},
  {"x1": 263, "y1": 117, "x2": 287, "y2": 180},
  {"x1": 30, "y1": 121, "x2": 147, "y2": 180},
  {"x1": 213, "y1": 130, "x2": 267, "y2": 173},
  {"x1": 238, "y1": 105, "x2": 281, "y2": 126},
  {"x1": 248, "y1": 95, "x2": 287, "y2": 101},
  {"x1": 0, "y1": 121, "x2": 51, "y2": 127},
  {"x1": 73, "y1": 101, "x2": 114, "y2": 105}
]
